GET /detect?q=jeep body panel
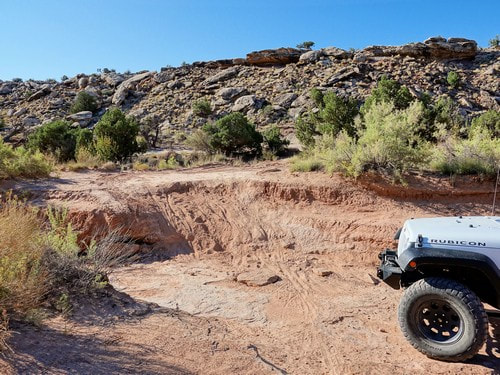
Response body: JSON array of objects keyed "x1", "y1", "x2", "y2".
[{"x1": 377, "y1": 216, "x2": 500, "y2": 308}]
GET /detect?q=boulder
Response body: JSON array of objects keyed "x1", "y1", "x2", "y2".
[
  {"x1": 425, "y1": 37, "x2": 478, "y2": 59},
  {"x1": 78, "y1": 77, "x2": 89, "y2": 89},
  {"x1": 236, "y1": 270, "x2": 280, "y2": 287},
  {"x1": 203, "y1": 67, "x2": 239, "y2": 85},
  {"x1": 27, "y1": 85, "x2": 51, "y2": 101},
  {"x1": 326, "y1": 68, "x2": 358, "y2": 86},
  {"x1": 13, "y1": 108, "x2": 27, "y2": 117},
  {"x1": 67, "y1": 111, "x2": 93, "y2": 125},
  {"x1": 217, "y1": 87, "x2": 248, "y2": 101},
  {"x1": 246, "y1": 48, "x2": 301, "y2": 66},
  {"x1": 112, "y1": 71, "x2": 155, "y2": 106},
  {"x1": 232, "y1": 95, "x2": 257, "y2": 112},
  {"x1": 22, "y1": 116, "x2": 40, "y2": 127},
  {"x1": 0, "y1": 84, "x2": 12, "y2": 95},
  {"x1": 102, "y1": 72, "x2": 125, "y2": 86},
  {"x1": 322, "y1": 47, "x2": 352, "y2": 59},
  {"x1": 274, "y1": 92, "x2": 297, "y2": 108},
  {"x1": 299, "y1": 50, "x2": 324, "y2": 64},
  {"x1": 361, "y1": 37, "x2": 477, "y2": 60},
  {"x1": 154, "y1": 71, "x2": 174, "y2": 84}
]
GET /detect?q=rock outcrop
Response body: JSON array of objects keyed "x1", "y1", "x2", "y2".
[
  {"x1": 0, "y1": 37, "x2": 497, "y2": 145},
  {"x1": 246, "y1": 48, "x2": 302, "y2": 66},
  {"x1": 359, "y1": 37, "x2": 478, "y2": 60}
]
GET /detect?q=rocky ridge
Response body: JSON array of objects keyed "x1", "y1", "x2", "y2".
[{"x1": 0, "y1": 37, "x2": 498, "y2": 144}]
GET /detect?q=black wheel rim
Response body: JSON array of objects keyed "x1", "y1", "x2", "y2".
[{"x1": 414, "y1": 299, "x2": 463, "y2": 344}]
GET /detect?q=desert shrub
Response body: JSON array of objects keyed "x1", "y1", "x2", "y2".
[
  {"x1": 295, "y1": 90, "x2": 358, "y2": 147},
  {"x1": 0, "y1": 194, "x2": 138, "y2": 346},
  {"x1": 290, "y1": 154, "x2": 324, "y2": 172},
  {"x1": 94, "y1": 108, "x2": 139, "y2": 161},
  {"x1": 192, "y1": 98, "x2": 212, "y2": 118},
  {"x1": 262, "y1": 125, "x2": 289, "y2": 155},
  {"x1": 184, "y1": 129, "x2": 214, "y2": 153},
  {"x1": 139, "y1": 115, "x2": 162, "y2": 148},
  {"x1": 431, "y1": 126, "x2": 500, "y2": 176},
  {"x1": 296, "y1": 41, "x2": 315, "y2": 50},
  {"x1": 132, "y1": 161, "x2": 150, "y2": 171},
  {"x1": 64, "y1": 148, "x2": 102, "y2": 171},
  {"x1": 361, "y1": 76, "x2": 413, "y2": 114},
  {"x1": 201, "y1": 112, "x2": 263, "y2": 156},
  {"x1": 70, "y1": 91, "x2": 98, "y2": 114},
  {"x1": 173, "y1": 131, "x2": 187, "y2": 143},
  {"x1": 182, "y1": 151, "x2": 228, "y2": 168},
  {"x1": 0, "y1": 194, "x2": 47, "y2": 321},
  {"x1": 295, "y1": 116, "x2": 317, "y2": 148},
  {"x1": 28, "y1": 120, "x2": 81, "y2": 162},
  {"x1": 447, "y1": 71, "x2": 460, "y2": 89},
  {"x1": 75, "y1": 128, "x2": 94, "y2": 153},
  {"x1": 136, "y1": 136, "x2": 148, "y2": 153},
  {"x1": 158, "y1": 156, "x2": 179, "y2": 170},
  {"x1": 0, "y1": 117, "x2": 5, "y2": 130},
  {"x1": 431, "y1": 96, "x2": 465, "y2": 136},
  {"x1": 0, "y1": 140, "x2": 52, "y2": 179},
  {"x1": 310, "y1": 88, "x2": 324, "y2": 107},
  {"x1": 318, "y1": 132, "x2": 358, "y2": 176},
  {"x1": 313, "y1": 91, "x2": 359, "y2": 137},
  {"x1": 489, "y1": 35, "x2": 500, "y2": 48},
  {"x1": 350, "y1": 101, "x2": 429, "y2": 178},
  {"x1": 471, "y1": 110, "x2": 499, "y2": 138}
]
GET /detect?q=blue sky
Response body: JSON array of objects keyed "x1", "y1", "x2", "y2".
[{"x1": 1, "y1": 0, "x2": 498, "y2": 80}]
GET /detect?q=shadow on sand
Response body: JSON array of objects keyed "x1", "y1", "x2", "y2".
[{"x1": 4, "y1": 288, "x2": 191, "y2": 375}]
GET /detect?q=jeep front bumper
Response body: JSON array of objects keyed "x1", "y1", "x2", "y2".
[{"x1": 377, "y1": 249, "x2": 402, "y2": 289}]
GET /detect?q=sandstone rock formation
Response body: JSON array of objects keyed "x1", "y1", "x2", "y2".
[
  {"x1": 0, "y1": 37, "x2": 498, "y2": 145},
  {"x1": 246, "y1": 48, "x2": 302, "y2": 66}
]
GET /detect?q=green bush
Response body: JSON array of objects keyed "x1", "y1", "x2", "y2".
[
  {"x1": 184, "y1": 129, "x2": 214, "y2": 153},
  {"x1": 75, "y1": 128, "x2": 94, "y2": 153},
  {"x1": 313, "y1": 91, "x2": 359, "y2": 137},
  {"x1": 201, "y1": 112, "x2": 263, "y2": 156},
  {"x1": 431, "y1": 126, "x2": 500, "y2": 175},
  {"x1": 192, "y1": 98, "x2": 212, "y2": 118},
  {"x1": 94, "y1": 108, "x2": 140, "y2": 161},
  {"x1": 296, "y1": 41, "x2": 315, "y2": 50},
  {"x1": 136, "y1": 136, "x2": 148, "y2": 153},
  {"x1": 0, "y1": 117, "x2": 5, "y2": 130},
  {"x1": 262, "y1": 125, "x2": 289, "y2": 155},
  {"x1": 295, "y1": 90, "x2": 359, "y2": 148},
  {"x1": 310, "y1": 88, "x2": 324, "y2": 107},
  {"x1": 471, "y1": 110, "x2": 499, "y2": 138},
  {"x1": 0, "y1": 140, "x2": 52, "y2": 179},
  {"x1": 489, "y1": 35, "x2": 499, "y2": 48},
  {"x1": 70, "y1": 91, "x2": 98, "y2": 114},
  {"x1": 351, "y1": 101, "x2": 429, "y2": 178},
  {"x1": 27, "y1": 120, "x2": 80, "y2": 162},
  {"x1": 447, "y1": 71, "x2": 460, "y2": 89},
  {"x1": 431, "y1": 96, "x2": 465, "y2": 136},
  {"x1": 290, "y1": 154, "x2": 324, "y2": 172},
  {"x1": 295, "y1": 116, "x2": 317, "y2": 148},
  {"x1": 361, "y1": 76, "x2": 414, "y2": 114},
  {"x1": 294, "y1": 102, "x2": 429, "y2": 179}
]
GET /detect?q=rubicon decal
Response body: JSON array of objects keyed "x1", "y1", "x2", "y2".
[{"x1": 430, "y1": 239, "x2": 487, "y2": 247}]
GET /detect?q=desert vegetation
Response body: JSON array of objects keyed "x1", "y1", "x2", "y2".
[
  {"x1": 0, "y1": 193, "x2": 136, "y2": 349},
  {"x1": 291, "y1": 77, "x2": 500, "y2": 180}
]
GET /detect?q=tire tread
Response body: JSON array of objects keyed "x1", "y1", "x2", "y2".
[{"x1": 398, "y1": 277, "x2": 489, "y2": 362}]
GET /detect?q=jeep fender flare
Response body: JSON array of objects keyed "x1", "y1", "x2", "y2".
[{"x1": 398, "y1": 247, "x2": 500, "y2": 308}]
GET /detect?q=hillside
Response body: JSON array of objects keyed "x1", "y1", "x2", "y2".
[{"x1": 1, "y1": 36, "x2": 499, "y2": 145}]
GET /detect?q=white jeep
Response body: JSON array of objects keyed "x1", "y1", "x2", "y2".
[{"x1": 377, "y1": 216, "x2": 500, "y2": 361}]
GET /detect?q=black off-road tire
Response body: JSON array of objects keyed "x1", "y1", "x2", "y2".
[{"x1": 398, "y1": 277, "x2": 489, "y2": 362}]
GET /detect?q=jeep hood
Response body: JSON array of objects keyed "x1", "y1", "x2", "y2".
[{"x1": 398, "y1": 216, "x2": 500, "y2": 253}]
